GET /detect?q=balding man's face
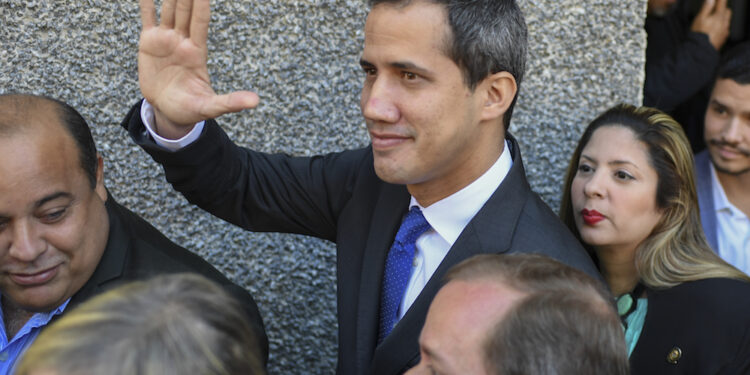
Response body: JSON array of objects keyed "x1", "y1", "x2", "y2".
[
  {"x1": 0, "y1": 123, "x2": 108, "y2": 312},
  {"x1": 406, "y1": 280, "x2": 525, "y2": 375}
]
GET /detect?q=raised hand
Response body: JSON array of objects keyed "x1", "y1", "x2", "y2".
[
  {"x1": 691, "y1": 0, "x2": 732, "y2": 51},
  {"x1": 138, "y1": 0, "x2": 259, "y2": 138}
]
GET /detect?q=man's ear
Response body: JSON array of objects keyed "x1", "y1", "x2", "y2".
[
  {"x1": 94, "y1": 153, "x2": 108, "y2": 202},
  {"x1": 479, "y1": 71, "x2": 517, "y2": 122}
]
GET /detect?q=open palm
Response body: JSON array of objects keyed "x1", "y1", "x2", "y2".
[{"x1": 138, "y1": 0, "x2": 258, "y2": 133}]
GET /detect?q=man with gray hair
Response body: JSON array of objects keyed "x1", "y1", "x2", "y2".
[
  {"x1": 406, "y1": 254, "x2": 629, "y2": 375},
  {"x1": 123, "y1": 0, "x2": 599, "y2": 373}
]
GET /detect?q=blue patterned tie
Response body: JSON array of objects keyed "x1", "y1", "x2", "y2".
[{"x1": 378, "y1": 206, "x2": 431, "y2": 343}]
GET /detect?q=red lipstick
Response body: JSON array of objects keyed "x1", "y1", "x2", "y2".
[{"x1": 581, "y1": 209, "x2": 605, "y2": 225}]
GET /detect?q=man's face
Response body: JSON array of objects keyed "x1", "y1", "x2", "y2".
[
  {"x1": 0, "y1": 120, "x2": 108, "y2": 312},
  {"x1": 405, "y1": 279, "x2": 525, "y2": 375},
  {"x1": 360, "y1": 1, "x2": 500, "y2": 205},
  {"x1": 704, "y1": 78, "x2": 750, "y2": 176}
]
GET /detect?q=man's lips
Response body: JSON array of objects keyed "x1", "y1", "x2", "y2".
[
  {"x1": 581, "y1": 209, "x2": 605, "y2": 225},
  {"x1": 369, "y1": 131, "x2": 410, "y2": 149},
  {"x1": 709, "y1": 140, "x2": 750, "y2": 158},
  {"x1": 9, "y1": 265, "x2": 60, "y2": 286}
]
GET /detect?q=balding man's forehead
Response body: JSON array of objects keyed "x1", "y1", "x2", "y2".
[{"x1": 0, "y1": 94, "x2": 63, "y2": 135}]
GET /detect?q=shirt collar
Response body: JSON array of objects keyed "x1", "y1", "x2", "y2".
[
  {"x1": 710, "y1": 163, "x2": 743, "y2": 217},
  {"x1": 410, "y1": 140, "x2": 513, "y2": 245}
]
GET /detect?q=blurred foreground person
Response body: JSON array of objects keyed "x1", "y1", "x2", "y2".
[
  {"x1": 15, "y1": 273, "x2": 265, "y2": 375},
  {"x1": 406, "y1": 254, "x2": 628, "y2": 375},
  {"x1": 561, "y1": 104, "x2": 750, "y2": 373}
]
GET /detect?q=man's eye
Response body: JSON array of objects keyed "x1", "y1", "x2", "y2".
[
  {"x1": 41, "y1": 209, "x2": 67, "y2": 223},
  {"x1": 402, "y1": 71, "x2": 417, "y2": 80},
  {"x1": 362, "y1": 67, "x2": 377, "y2": 76}
]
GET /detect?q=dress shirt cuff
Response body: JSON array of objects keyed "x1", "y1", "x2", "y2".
[{"x1": 140, "y1": 99, "x2": 205, "y2": 151}]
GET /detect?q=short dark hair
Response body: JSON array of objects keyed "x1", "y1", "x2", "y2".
[
  {"x1": 367, "y1": 0, "x2": 528, "y2": 130},
  {"x1": 0, "y1": 94, "x2": 98, "y2": 188},
  {"x1": 717, "y1": 41, "x2": 750, "y2": 85}
]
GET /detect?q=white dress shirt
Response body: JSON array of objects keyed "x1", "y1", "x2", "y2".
[
  {"x1": 710, "y1": 165, "x2": 750, "y2": 275},
  {"x1": 141, "y1": 99, "x2": 515, "y2": 316},
  {"x1": 399, "y1": 142, "x2": 512, "y2": 318}
]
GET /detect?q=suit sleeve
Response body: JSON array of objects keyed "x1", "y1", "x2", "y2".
[
  {"x1": 120, "y1": 100, "x2": 368, "y2": 241},
  {"x1": 643, "y1": 31, "x2": 719, "y2": 111}
]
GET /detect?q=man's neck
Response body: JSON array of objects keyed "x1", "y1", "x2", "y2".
[
  {"x1": 716, "y1": 169, "x2": 750, "y2": 217},
  {"x1": 1, "y1": 299, "x2": 34, "y2": 340}
]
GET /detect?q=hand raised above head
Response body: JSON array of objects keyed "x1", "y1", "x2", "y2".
[
  {"x1": 691, "y1": 0, "x2": 732, "y2": 51},
  {"x1": 138, "y1": 0, "x2": 259, "y2": 139}
]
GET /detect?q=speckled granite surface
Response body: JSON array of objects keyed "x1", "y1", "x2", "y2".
[{"x1": 0, "y1": 0, "x2": 645, "y2": 373}]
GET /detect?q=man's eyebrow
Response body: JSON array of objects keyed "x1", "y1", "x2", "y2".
[
  {"x1": 358, "y1": 59, "x2": 432, "y2": 75},
  {"x1": 35, "y1": 192, "x2": 73, "y2": 208}
]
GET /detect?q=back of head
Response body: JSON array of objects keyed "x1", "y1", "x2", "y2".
[
  {"x1": 559, "y1": 104, "x2": 749, "y2": 288},
  {"x1": 716, "y1": 41, "x2": 750, "y2": 85},
  {"x1": 0, "y1": 93, "x2": 98, "y2": 187},
  {"x1": 15, "y1": 273, "x2": 265, "y2": 375},
  {"x1": 446, "y1": 254, "x2": 628, "y2": 375},
  {"x1": 367, "y1": 0, "x2": 527, "y2": 130},
  {"x1": 486, "y1": 291, "x2": 629, "y2": 375},
  {"x1": 445, "y1": 253, "x2": 612, "y2": 301}
]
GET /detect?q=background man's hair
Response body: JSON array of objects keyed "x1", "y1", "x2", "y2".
[{"x1": 717, "y1": 41, "x2": 750, "y2": 84}]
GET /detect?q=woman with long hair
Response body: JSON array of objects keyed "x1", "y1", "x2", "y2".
[{"x1": 560, "y1": 104, "x2": 750, "y2": 374}]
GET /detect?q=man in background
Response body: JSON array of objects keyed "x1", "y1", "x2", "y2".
[{"x1": 695, "y1": 42, "x2": 750, "y2": 274}]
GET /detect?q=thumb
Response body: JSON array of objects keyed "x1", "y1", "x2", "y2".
[{"x1": 206, "y1": 91, "x2": 260, "y2": 117}]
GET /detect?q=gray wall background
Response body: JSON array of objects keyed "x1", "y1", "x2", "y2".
[{"x1": 0, "y1": 0, "x2": 646, "y2": 373}]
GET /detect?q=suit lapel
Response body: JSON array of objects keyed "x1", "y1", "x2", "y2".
[
  {"x1": 370, "y1": 135, "x2": 531, "y2": 374},
  {"x1": 355, "y1": 182, "x2": 410, "y2": 374},
  {"x1": 695, "y1": 151, "x2": 719, "y2": 252}
]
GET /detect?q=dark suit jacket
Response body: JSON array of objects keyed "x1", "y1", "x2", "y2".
[
  {"x1": 694, "y1": 150, "x2": 719, "y2": 252},
  {"x1": 122, "y1": 101, "x2": 599, "y2": 375},
  {"x1": 630, "y1": 278, "x2": 750, "y2": 374},
  {"x1": 65, "y1": 194, "x2": 268, "y2": 362}
]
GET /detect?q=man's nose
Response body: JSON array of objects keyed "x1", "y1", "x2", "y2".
[
  {"x1": 8, "y1": 221, "x2": 46, "y2": 262},
  {"x1": 721, "y1": 116, "x2": 743, "y2": 144},
  {"x1": 361, "y1": 77, "x2": 400, "y2": 124}
]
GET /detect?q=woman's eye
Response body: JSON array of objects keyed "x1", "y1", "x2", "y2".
[{"x1": 615, "y1": 171, "x2": 633, "y2": 180}]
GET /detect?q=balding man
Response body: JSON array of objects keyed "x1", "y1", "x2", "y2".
[{"x1": 0, "y1": 94, "x2": 267, "y2": 374}]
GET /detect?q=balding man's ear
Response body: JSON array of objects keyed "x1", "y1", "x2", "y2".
[
  {"x1": 95, "y1": 154, "x2": 107, "y2": 202},
  {"x1": 480, "y1": 72, "x2": 517, "y2": 122}
]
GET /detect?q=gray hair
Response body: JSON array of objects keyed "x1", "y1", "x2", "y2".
[{"x1": 15, "y1": 273, "x2": 266, "y2": 375}]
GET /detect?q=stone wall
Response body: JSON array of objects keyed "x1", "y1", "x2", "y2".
[{"x1": 0, "y1": 0, "x2": 645, "y2": 373}]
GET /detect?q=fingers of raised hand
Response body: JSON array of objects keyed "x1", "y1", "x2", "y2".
[{"x1": 140, "y1": 0, "x2": 157, "y2": 29}]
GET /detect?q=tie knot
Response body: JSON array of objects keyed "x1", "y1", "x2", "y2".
[{"x1": 395, "y1": 207, "x2": 431, "y2": 245}]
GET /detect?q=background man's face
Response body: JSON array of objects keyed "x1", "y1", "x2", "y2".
[
  {"x1": 704, "y1": 78, "x2": 750, "y2": 176},
  {"x1": 0, "y1": 120, "x2": 108, "y2": 312},
  {"x1": 406, "y1": 279, "x2": 525, "y2": 375},
  {"x1": 359, "y1": 1, "x2": 492, "y2": 201}
]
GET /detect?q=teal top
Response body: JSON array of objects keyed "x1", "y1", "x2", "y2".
[{"x1": 620, "y1": 297, "x2": 648, "y2": 356}]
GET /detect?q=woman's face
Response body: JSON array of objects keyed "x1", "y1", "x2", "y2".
[{"x1": 571, "y1": 125, "x2": 663, "y2": 254}]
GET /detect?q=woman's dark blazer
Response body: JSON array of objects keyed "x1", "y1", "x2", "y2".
[{"x1": 630, "y1": 278, "x2": 750, "y2": 374}]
